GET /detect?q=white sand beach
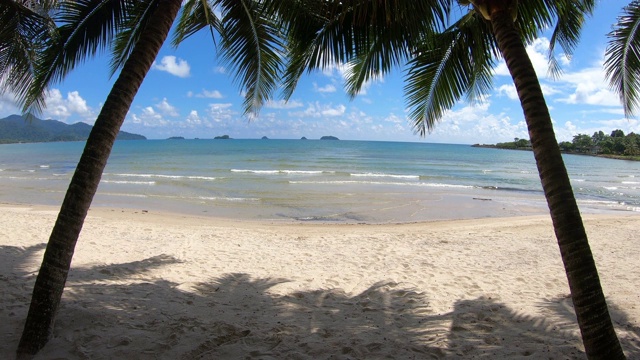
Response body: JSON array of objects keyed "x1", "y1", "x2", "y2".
[{"x1": 1, "y1": 205, "x2": 639, "y2": 359}]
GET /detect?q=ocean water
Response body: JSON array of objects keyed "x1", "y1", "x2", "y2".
[{"x1": 1, "y1": 139, "x2": 639, "y2": 223}]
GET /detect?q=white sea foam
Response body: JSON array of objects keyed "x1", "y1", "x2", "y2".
[
  {"x1": 231, "y1": 169, "x2": 280, "y2": 174},
  {"x1": 197, "y1": 196, "x2": 260, "y2": 202},
  {"x1": 281, "y1": 170, "x2": 326, "y2": 175},
  {"x1": 39, "y1": 165, "x2": 50, "y2": 168},
  {"x1": 231, "y1": 169, "x2": 327, "y2": 175},
  {"x1": 100, "y1": 192, "x2": 149, "y2": 198},
  {"x1": 350, "y1": 173, "x2": 419, "y2": 179},
  {"x1": 101, "y1": 180, "x2": 156, "y2": 185},
  {"x1": 579, "y1": 199, "x2": 640, "y2": 212},
  {"x1": 108, "y1": 173, "x2": 218, "y2": 181},
  {"x1": 1, "y1": 176, "x2": 49, "y2": 180},
  {"x1": 289, "y1": 180, "x2": 473, "y2": 188}
]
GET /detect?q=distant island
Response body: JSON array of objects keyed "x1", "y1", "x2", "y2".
[
  {"x1": 473, "y1": 129, "x2": 640, "y2": 161},
  {"x1": 167, "y1": 136, "x2": 185, "y2": 140},
  {"x1": 214, "y1": 135, "x2": 231, "y2": 139},
  {"x1": 0, "y1": 114, "x2": 145, "y2": 144},
  {"x1": 261, "y1": 136, "x2": 269, "y2": 140},
  {"x1": 320, "y1": 136, "x2": 339, "y2": 140},
  {"x1": 301, "y1": 137, "x2": 307, "y2": 140}
]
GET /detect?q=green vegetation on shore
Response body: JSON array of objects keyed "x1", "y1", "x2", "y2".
[
  {"x1": 473, "y1": 129, "x2": 640, "y2": 161},
  {"x1": 0, "y1": 115, "x2": 146, "y2": 144}
]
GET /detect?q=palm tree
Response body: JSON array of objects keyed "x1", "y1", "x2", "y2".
[
  {"x1": 15, "y1": 1, "x2": 183, "y2": 356},
  {"x1": 6, "y1": 0, "x2": 284, "y2": 357},
  {"x1": 605, "y1": 1, "x2": 640, "y2": 118},
  {"x1": 274, "y1": 0, "x2": 625, "y2": 358}
]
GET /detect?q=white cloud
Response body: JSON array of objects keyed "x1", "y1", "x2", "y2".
[
  {"x1": 190, "y1": 89, "x2": 224, "y2": 99},
  {"x1": 424, "y1": 101, "x2": 529, "y2": 144},
  {"x1": 41, "y1": 89, "x2": 94, "y2": 122},
  {"x1": 492, "y1": 37, "x2": 620, "y2": 109},
  {"x1": 208, "y1": 103, "x2": 235, "y2": 122},
  {"x1": 556, "y1": 66, "x2": 620, "y2": 107},
  {"x1": 131, "y1": 106, "x2": 169, "y2": 127},
  {"x1": 290, "y1": 102, "x2": 346, "y2": 118},
  {"x1": 153, "y1": 56, "x2": 191, "y2": 78},
  {"x1": 186, "y1": 110, "x2": 202, "y2": 125},
  {"x1": 385, "y1": 113, "x2": 404, "y2": 124},
  {"x1": 66, "y1": 91, "x2": 90, "y2": 114},
  {"x1": 494, "y1": 37, "x2": 567, "y2": 80},
  {"x1": 314, "y1": 82, "x2": 337, "y2": 93},
  {"x1": 265, "y1": 99, "x2": 303, "y2": 109},
  {"x1": 322, "y1": 104, "x2": 346, "y2": 117},
  {"x1": 155, "y1": 98, "x2": 179, "y2": 117},
  {"x1": 196, "y1": 89, "x2": 224, "y2": 99},
  {"x1": 213, "y1": 66, "x2": 226, "y2": 74},
  {"x1": 497, "y1": 84, "x2": 518, "y2": 100}
]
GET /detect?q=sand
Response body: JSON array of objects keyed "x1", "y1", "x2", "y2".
[{"x1": 0, "y1": 204, "x2": 639, "y2": 359}]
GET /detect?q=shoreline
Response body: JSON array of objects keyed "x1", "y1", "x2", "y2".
[
  {"x1": 1, "y1": 204, "x2": 639, "y2": 359},
  {"x1": 3, "y1": 185, "x2": 631, "y2": 225},
  {"x1": 472, "y1": 143, "x2": 640, "y2": 161}
]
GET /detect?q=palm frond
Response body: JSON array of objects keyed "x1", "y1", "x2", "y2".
[
  {"x1": 404, "y1": 13, "x2": 495, "y2": 136},
  {"x1": 513, "y1": 0, "x2": 595, "y2": 79},
  {"x1": 109, "y1": 0, "x2": 157, "y2": 75},
  {"x1": 605, "y1": 0, "x2": 640, "y2": 117},
  {"x1": 546, "y1": 0, "x2": 595, "y2": 78},
  {"x1": 511, "y1": 0, "x2": 552, "y2": 45},
  {"x1": 217, "y1": 0, "x2": 285, "y2": 114},
  {"x1": 172, "y1": 0, "x2": 221, "y2": 47},
  {"x1": 345, "y1": 35, "x2": 409, "y2": 99},
  {"x1": 0, "y1": 1, "x2": 56, "y2": 101},
  {"x1": 21, "y1": 0, "x2": 130, "y2": 114},
  {"x1": 278, "y1": 0, "x2": 450, "y2": 100}
]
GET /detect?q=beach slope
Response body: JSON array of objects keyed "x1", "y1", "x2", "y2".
[{"x1": 1, "y1": 205, "x2": 638, "y2": 359}]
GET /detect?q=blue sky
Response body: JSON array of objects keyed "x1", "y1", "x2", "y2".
[{"x1": 0, "y1": 1, "x2": 636, "y2": 144}]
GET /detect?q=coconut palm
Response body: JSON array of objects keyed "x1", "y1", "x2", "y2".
[
  {"x1": 273, "y1": 0, "x2": 625, "y2": 358},
  {"x1": 605, "y1": 1, "x2": 640, "y2": 118},
  {"x1": 7, "y1": 0, "x2": 284, "y2": 357}
]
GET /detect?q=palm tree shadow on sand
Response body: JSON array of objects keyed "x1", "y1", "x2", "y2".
[{"x1": 1, "y1": 245, "x2": 638, "y2": 359}]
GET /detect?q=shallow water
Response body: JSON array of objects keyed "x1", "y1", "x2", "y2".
[{"x1": 1, "y1": 139, "x2": 638, "y2": 222}]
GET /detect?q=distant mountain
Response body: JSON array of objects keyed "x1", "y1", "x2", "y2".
[
  {"x1": 0, "y1": 115, "x2": 146, "y2": 144},
  {"x1": 320, "y1": 135, "x2": 339, "y2": 140}
]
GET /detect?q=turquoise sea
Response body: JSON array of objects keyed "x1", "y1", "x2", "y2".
[{"x1": 1, "y1": 139, "x2": 639, "y2": 223}]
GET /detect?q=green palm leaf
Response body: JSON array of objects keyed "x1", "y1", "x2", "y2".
[
  {"x1": 172, "y1": 0, "x2": 221, "y2": 46},
  {"x1": 405, "y1": 12, "x2": 495, "y2": 136},
  {"x1": 279, "y1": 0, "x2": 450, "y2": 100},
  {"x1": 546, "y1": 0, "x2": 595, "y2": 78},
  {"x1": 109, "y1": 0, "x2": 157, "y2": 75},
  {"x1": 0, "y1": 1, "x2": 56, "y2": 103},
  {"x1": 21, "y1": 0, "x2": 130, "y2": 114},
  {"x1": 605, "y1": 0, "x2": 640, "y2": 117},
  {"x1": 217, "y1": 0, "x2": 285, "y2": 114}
]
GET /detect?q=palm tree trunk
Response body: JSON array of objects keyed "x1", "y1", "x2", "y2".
[
  {"x1": 489, "y1": 7, "x2": 625, "y2": 360},
  {"x1": 16, "y1": 1, "x2": 182, "y2": 358}
]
